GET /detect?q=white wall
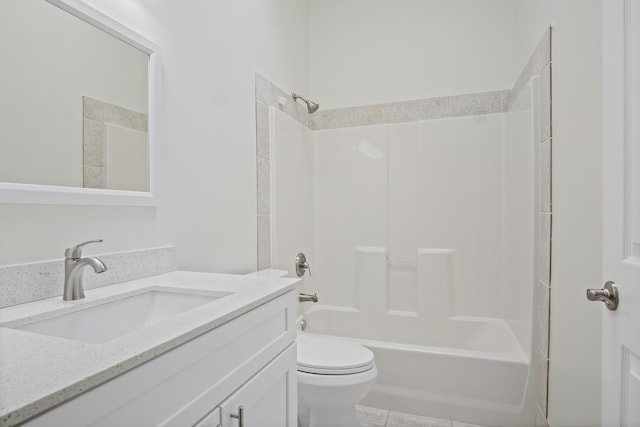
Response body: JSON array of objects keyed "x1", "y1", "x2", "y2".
[
  {"x1": 547, "y1": 2, "x2": 603, "y2": 426},
  {"x1": 0, "y1": 0, "x2": 309, "y2": 273},
  {"x1": 513, "y1": 1, "x2": 552, "y2": 82},
  {"x1": 513, "y1": 1, "x2": 604, "y2": 425},
  {"x1": 308, "y1": 0, "x2": 516, "y2": 109}
]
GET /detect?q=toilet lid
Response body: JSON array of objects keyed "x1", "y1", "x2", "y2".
[{"x1": 297, "y1": 334, "x2": 375, "y2": 375}]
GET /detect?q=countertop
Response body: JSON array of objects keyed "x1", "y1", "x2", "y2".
[{"x1": 0, "y1": 270, "x2": 300, "y2": 426}]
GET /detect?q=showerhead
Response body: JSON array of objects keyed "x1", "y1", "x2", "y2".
[{"x1": 292, "y1": 93, "x2": 319, "y2": 114}]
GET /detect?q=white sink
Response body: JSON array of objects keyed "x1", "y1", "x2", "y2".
[{"x1": 13, "y1": 289, "x2": 229, "y2": 343}]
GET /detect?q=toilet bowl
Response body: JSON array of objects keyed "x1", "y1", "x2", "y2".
[{"x1": 297, "y1": 333, "x2": 377, "y2": 427}]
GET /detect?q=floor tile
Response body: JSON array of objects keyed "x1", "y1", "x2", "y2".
[
  {"x1": 387, "y1": 411, "x2": 452, "y2": 427},
  {"x1": 357, "y1": 405, "x2": 389, "y2": 427},
  {"x1": 452, "y1": 422, "x2": 486, "y2": 427}
]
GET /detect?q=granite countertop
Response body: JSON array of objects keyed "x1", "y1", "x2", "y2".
[{"x1": 0, "y1": 270, "x2": 300, "y2": 426}]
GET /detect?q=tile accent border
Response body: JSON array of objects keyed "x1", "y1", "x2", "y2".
[
  {"x1": 0, "y1": 246, "x2": 176, "y2": 308},
  {"x1": 310, "y1": 90, "x2": 511, "y2": 130},
  {"x1": 520, "y1": 26, "x2": 552, "y2": 427},
  {"x1": 82, "y1": 96, "x2": 149, "y2": 189},
  {"x1": 254, "y1": 73, "x2": 312, "y2": 270}
]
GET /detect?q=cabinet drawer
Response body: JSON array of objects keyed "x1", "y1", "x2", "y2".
[{"x1": 24, "y1": 291, "x2": 297, "y2": 427}]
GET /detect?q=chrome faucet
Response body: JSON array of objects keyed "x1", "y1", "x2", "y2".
[{"x1": 63, "y1": 240, "x2": 107, "y2": 301}]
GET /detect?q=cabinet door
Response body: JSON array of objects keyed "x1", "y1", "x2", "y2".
[
  {"x1": 194, "y1": 407, "x2": 220, "y2": 427},
  {"x1": 219, "y1": 344, "x2": 297, "y2": 427}
]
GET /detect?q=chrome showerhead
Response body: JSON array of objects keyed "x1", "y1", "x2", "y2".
[{"x1": 292, "y1": 93, "x2": 319, "y2": 114}]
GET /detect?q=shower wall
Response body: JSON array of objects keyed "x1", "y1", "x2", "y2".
[
  {"x1": 263, "y1": 80, "x2": 538, "y2": 330},
  {"x1": 313, "y1": 117, "x2": 509, "y2": 319},
  {"x1": 262, "y1": 39, "x2": 548, "y2": 421}
]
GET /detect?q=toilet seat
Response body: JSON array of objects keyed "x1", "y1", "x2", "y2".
[{"x1": 297, "y1": 334, "x2": 375, "y2": 375}]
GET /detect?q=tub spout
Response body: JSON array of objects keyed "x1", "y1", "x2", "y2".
[{"x1": 299, "y1": 293, "x2": 318, "y2": 303}]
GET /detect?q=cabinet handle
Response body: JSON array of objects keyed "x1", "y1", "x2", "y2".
[{"x1": 230, "y1": 405, "x2": 244, "y2": 427}]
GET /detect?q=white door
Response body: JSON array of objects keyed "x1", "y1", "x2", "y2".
[{"x1": 601, "y1": 1, "x2": 640, "y2": 426}]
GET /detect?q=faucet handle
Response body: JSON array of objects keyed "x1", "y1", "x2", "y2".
[
  {"x1": 295, "y1": 252, "x2": 311, "y2": 277},
  {"x1": 65, "y1": 240, "x2": 103, "y2": 259}
]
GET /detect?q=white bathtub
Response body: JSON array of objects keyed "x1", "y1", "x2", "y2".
[{"x1": 299, "y1": 306, "x2": 535, "y2": 426}]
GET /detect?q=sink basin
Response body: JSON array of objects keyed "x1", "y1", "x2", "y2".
[{"x1": 13, "y1": 289, "x2": 229, "y2": 344}]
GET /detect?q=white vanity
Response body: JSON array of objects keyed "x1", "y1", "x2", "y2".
[{"x1": 0, "y1": 271, "x2": 300, "y2": 426}]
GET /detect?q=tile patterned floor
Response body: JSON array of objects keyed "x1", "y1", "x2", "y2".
[{"x1": 357, "y1": 405, "x2": 486, "y2": 427}]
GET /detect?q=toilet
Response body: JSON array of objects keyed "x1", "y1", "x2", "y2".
[{"x1": 297, "y1": 333, "x2": 377, "y2": 427}]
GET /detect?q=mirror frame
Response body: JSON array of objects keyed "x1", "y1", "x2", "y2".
[{"x1": 0, "y1": 0, "x2": 161, "y2": 206}]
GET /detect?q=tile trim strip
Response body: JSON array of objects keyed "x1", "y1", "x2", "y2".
[{"x1": 310, "y1": 90, "x2": 511, "y2": 130}]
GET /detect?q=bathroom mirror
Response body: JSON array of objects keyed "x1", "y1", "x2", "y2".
[{"x1": 0, "y1": 0, "x2": 161, "y2": 205}]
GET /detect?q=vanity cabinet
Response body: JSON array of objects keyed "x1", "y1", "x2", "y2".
[
  {"x1": 23, "y1": 291, "x2": 297, "y2": 427},
  {"x1": 195, "y1": 345, "x2": 296, "y2": 427}
]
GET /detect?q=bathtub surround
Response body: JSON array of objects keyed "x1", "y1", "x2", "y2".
[
  {"x1": 0, "y1": 246, "x2": 176, "y2": 308},
  {"x1": 312, "y1": 118, "x2": 506, "y2": 319},
  {"x1": 299, "y1": 105, "x2": 531, "y2": 418},
  {"x1": 257, "y1": 27, "x2": 552, "y2": 426}
]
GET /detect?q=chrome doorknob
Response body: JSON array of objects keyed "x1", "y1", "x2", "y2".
[{"x1": 586, "y1": 281, "x2": 619, "y2": 311}]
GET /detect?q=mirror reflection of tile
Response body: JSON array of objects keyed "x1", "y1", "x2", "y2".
[{"x1": 82, "y1": 96, "x2": 148, "y2": 191}]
